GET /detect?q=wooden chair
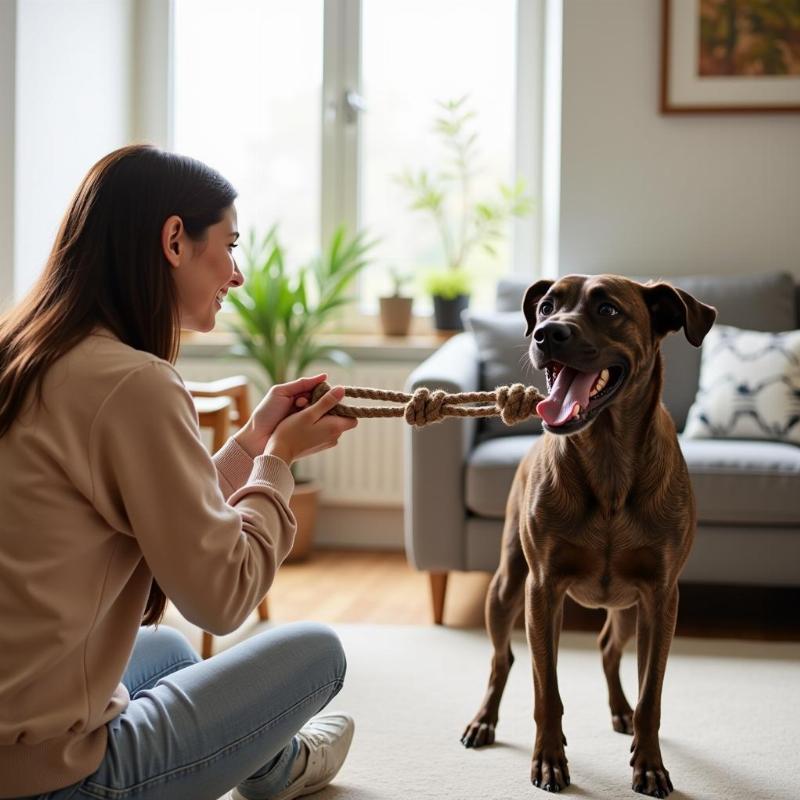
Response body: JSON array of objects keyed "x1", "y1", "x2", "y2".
[{"x1": 186, "y1": 375, "x2": 270, "y2": 658}]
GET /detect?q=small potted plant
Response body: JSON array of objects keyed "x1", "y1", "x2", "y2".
[
  {"x1": 378, "y1": 266, "x2": 414, "y2": 336},
  {"x1": 397, "y1": 95, "x2": 534, "y2": 331},
  {"x1": 422, "y1": 269, "x2": 473, "y2": 332},
  {"x1": 227, "y1": 224, "x2": 375, "y2": 560}
]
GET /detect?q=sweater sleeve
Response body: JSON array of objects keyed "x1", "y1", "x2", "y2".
[
  {"x1": 213, "y1": 436, "x2": 256, "y2": 500},
  {"x1": 88, "y1": 361, "x2": 296, "y2": 635}
]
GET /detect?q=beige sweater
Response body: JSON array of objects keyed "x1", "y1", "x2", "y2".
[{"x1": 0, "y1": 327, "x2": 297, "y2": 796}]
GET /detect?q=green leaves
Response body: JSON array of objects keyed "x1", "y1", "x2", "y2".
[
  {"x1": 394, "y1": 94, "x2": 534, "y2": 280},
  {"x1": 395, "y1": 169, "x2": 444, "y2": 214},
  {"x1": 421, "y1": 268, "x2": 473, "y2": 300},
  {"x1": 226, "y1": 224, "x2": 375, "y2": 385}
]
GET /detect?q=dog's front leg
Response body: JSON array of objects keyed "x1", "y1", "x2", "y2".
[
  {"x1": 630, "y1": 585, "x2": 678, "y2": 798},
  {"x1": 526, "y1": 575, "x2": 569, "y2": 793}
]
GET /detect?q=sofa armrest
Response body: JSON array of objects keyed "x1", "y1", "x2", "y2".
[{"x1": 403, "y1": 333, "x2": 480, "y2": 572}]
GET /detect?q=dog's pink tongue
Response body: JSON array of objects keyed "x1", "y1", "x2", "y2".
[{"x1": 536, "y1": 367, "x2": 600, "y2": 426}]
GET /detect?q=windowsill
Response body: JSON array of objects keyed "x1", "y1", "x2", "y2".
[{"x1": 179, "y1": 328, "x2": 459, "y2": 361}]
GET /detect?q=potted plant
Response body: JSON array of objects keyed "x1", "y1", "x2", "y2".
[
  {"x1": 378, "y1": 266, "x2": 414, "y2": 336},
  {"x1": 421, "y1": 269, "x2": 473, "y2": 332},
  {"x1": 397, "y1": 95, "x2": 534, "y2": 331},
  {"x1": 226, "y1": 224, "x2": 375, "y2": 560}
]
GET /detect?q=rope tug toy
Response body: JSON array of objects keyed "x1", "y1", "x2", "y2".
[{"x1": 309, "y1": 381, "x2": 545, "y2": 428}]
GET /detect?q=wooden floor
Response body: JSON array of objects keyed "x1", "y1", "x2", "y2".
[
  {"x1": 268, "y1": 550, "x2": 490, "y2": 627},
  {"x1": 264, "y1": 549, "x2": 800, "y2": 641}
]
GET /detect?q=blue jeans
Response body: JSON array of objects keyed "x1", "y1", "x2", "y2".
[{"x1": 27, "y1": 622, "x2": 346, "y2": 800}]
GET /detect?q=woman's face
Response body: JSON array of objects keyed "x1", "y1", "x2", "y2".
[{"x1": 164, "y1": 205, "x2": 244, "y2": 332}]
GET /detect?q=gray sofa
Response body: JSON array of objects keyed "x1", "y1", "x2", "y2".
[{"x1": 404, "y1": 272, "x2": 800, "y2": 623}]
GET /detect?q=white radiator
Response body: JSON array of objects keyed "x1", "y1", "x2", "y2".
[
  {"x1": 176, "y1": 356, "x2": 414, "y2": 508},
  {"x1": 301, "y1": 363, "x2": 413, "y2": 507}
]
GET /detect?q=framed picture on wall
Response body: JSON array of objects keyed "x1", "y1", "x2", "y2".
[{"x1": 661, "y1": 0, "x2": 800, "y2": 113}]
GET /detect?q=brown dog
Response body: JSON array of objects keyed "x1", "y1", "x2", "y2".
[{"x1": 461, "y1": 274, "x2": 716, "y2": 797}]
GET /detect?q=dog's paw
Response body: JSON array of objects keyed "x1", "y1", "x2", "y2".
[
  {"x1": 460, "y1": 718, "x2": 496, "y2": 748},
  {"x1": 531, "y1": 746, "x2": 570, "y2": 793},
  {"x1": 630, "y1": 752, "x2": 673, "y2": 797},
  {"x1": 611, "y1": 710, "x2": 634, "y2": 735}
]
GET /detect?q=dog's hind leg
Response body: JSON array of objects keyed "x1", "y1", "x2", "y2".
[
  {"x1": 461, "y1": 507, "x2": 527, "y2": 749},
  {"x1": 598, "y1": 605, "x2": 637, "y2": 734}
]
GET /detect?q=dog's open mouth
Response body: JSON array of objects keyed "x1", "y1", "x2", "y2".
[{"x1": 538, "y1": 362, "x2": 627, "y2": 432}]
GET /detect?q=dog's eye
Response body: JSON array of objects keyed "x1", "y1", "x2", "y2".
[
  {"x1": 539, "y1": 300, "x2": 554, "y2": 316},
  {"x1": 598, "y1": 302, "x2": 619, "y2": 317}
]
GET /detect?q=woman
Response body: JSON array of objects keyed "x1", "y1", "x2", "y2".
[{"x1": 0, "y1": 145, "x2": 358, "y2": 799}]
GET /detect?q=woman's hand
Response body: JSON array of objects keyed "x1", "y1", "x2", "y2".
[
  {"x1": 264, "y1": 385, "x2": 358, "y2": 466},
  {"x1": 234, "y1": 373, "x2": 329, "y2": 459}
]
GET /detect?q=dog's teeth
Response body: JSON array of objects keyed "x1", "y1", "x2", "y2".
[
  {"x1": 592, "y1": 377, "x2": 607, "y2": 395},
  {"x1": 593, "y1": 369, "x2": 612, "y2": 394}
]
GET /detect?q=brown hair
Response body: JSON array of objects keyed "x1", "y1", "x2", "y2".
[{"x1": 0, "y1": 144, "x2": 237, "y2": 625}]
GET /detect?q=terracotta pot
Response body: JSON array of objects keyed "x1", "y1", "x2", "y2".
[
  {"x1": 379, "y1": 296, "x2": 413, "y2": 336},
  {"x1": 286, "y1": 480, "x2": 320, "y2": 562}
]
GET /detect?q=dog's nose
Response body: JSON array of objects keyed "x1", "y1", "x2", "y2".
[{"x1": 534, "y1": 322, "x2": 572, "y2": 347}]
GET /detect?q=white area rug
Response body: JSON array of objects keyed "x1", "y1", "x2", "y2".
[
  {"x1": 188, "y1": 617, "x2": 800, "y2": 800},
  {"x1": 307, "y1": 626, "x2": 800, "y2": 800}
]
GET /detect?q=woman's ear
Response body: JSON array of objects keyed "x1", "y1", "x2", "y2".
[{"x1": 161, "y1": 215, "x2": 185, "y2": 268}]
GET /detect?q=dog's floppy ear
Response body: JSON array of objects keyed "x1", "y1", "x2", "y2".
[
  {"x1": 522, "y1": 279, "x2": 554, "y2": 336},
  {"x1": 641, "y1": 283, "x2": 717, "y2": 347}
]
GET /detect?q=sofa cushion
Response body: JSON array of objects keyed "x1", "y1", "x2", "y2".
[
  {"x1": 682, "y1": 438, "x2": 800, "y2": 525},
  {"x1": 684, "y1": 325, "x2": 800, "y2": 446},
  {"x1": 466, "y1": 435, "x2": 800, "y2": 525},
  {"x1": 660, "y1": 273, "x2": 798, "y2": 431},
  {"x1": 463, "y1": 311, "x2": 546, "y2": 439},
  {"x1": 466, "y1": 435, "x2": 539, "y2": 518},
  {"x1": 496, "y1": 273, "x2": 798, "y2": 431},
  {"x1": 495, "y1": 278, "x2": 529, "y2": 312}
]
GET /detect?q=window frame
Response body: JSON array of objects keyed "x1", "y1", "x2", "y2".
[
  {"x1": 163, "y1": 0, "x2": 548, "y2": 331},
  {"x1": 323, "y1": 0, "x2": 546, "y2": 283}
]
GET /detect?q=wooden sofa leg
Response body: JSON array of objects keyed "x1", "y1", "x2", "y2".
[
  {"x1": 429, "y1": 572, "x2": 449, "y2": 625},
  {"x1": 257, "y1": 596, "x2": 269, "y2": 621}
]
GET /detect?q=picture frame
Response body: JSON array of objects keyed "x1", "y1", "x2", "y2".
[{"x1": 661, "y1": 0, "x2": 800, "y2": 114}]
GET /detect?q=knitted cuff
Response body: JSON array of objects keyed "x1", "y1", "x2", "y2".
[
  {"x1": 250, "y1": 455, "x2": 295, "y2": 501},
  {"x1": 213, "y1": 437, "x2": 255, "y2": 495}
]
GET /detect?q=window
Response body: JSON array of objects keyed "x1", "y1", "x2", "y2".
[
  {"x1": 360, "y1": 0, "x2": 517, "y2": 312},
  {"x1": 173, "y1": 0, "x2": 323, "y2": 266},
  {"x1": 172, "y1": 0, "x2": 539, "y2": 317}
]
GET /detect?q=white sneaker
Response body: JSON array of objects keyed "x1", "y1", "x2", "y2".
[{"x1": 233, "y1": 711, "x2": 355, "y2": 800}]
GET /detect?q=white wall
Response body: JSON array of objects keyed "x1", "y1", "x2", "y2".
[
  {"x1": 0, "y1": 1, "x2": 15, "y2": 311},
  {"x1": 558, "y1": 0, "x2": 800, "y2": 278},
  {"x1": 14, "y1": 0, "x2": 134, "y2": 299}
]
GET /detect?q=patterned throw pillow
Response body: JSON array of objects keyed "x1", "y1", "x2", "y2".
[{"x1": 683, "y1": 324, "x2": 800, "y2": 445}]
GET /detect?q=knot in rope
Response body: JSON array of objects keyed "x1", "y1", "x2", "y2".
[
  {"x1": 404, "y1": 387, "x2": 449, "y2": 426},
  {"x1": 495, "y1": 383, "x2": 541, "y2": 426},
  {"x1": 307, "y1": 380, "x2": 544, "y2": 427}
]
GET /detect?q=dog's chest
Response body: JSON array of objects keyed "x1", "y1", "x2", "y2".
[{"x1": 537, "y1": 508, "x2": 665, "y2": 609}]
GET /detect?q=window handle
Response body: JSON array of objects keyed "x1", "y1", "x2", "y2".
[{"x1": 344, "y1": 89, "x2": 367, "y2": 123}]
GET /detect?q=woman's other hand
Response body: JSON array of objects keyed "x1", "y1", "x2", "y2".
[
  {"x1": 234, "y1": 373, "x2": 328, "y2": 459},
  {"x1": 264, "y1": 385, "x2": 358, "y2": 466}
]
